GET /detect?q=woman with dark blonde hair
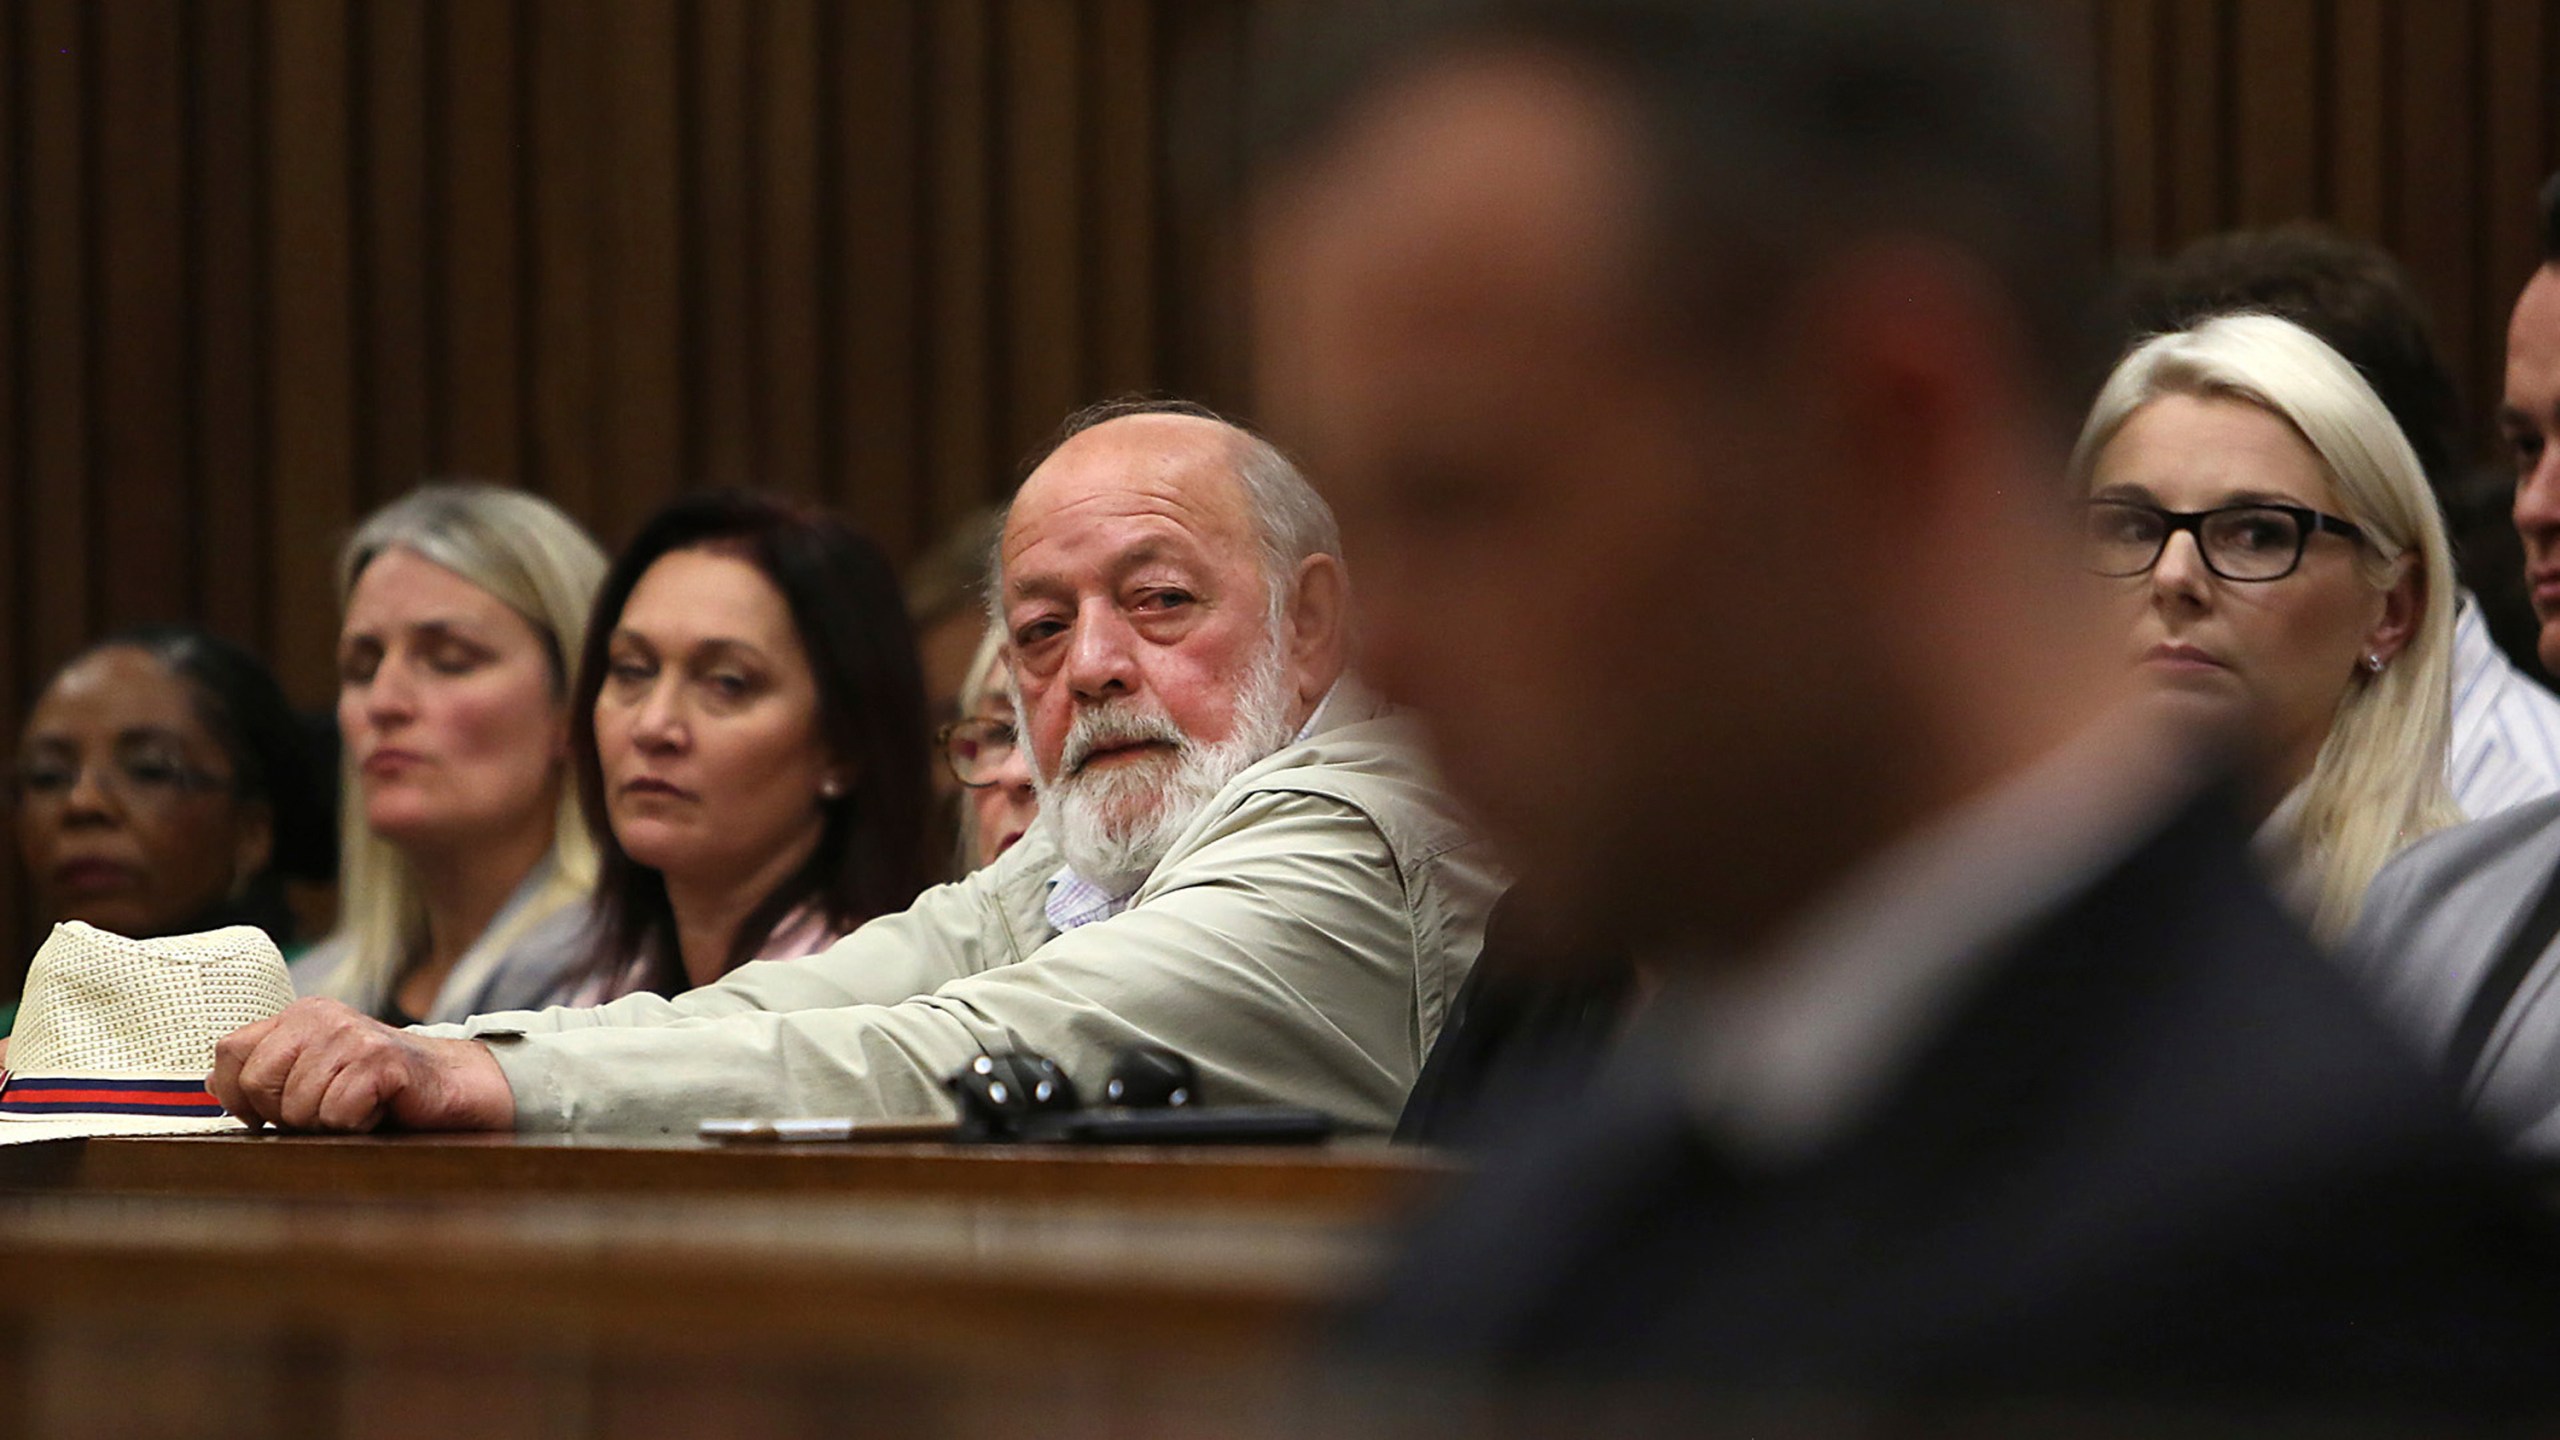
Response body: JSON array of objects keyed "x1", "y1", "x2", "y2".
[
  {"x1": 942, "y1": 624, "x2": 1039, "y2": 873},
  {"x1": 295, "y1": 484, "x2": 610, "y2": 1022}
]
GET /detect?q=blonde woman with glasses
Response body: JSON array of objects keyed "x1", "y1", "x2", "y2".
[
  {"x1": 940, "y1": 625, "x2": 1039, "y2": 873},
  {"x1": 293, "y1": 484, "x2": 611, "y2": 1023},
  {"x1": 2073, "y1": 311, "x2": 2460, "y2": 942}
]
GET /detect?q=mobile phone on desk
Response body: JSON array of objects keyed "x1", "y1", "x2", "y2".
[{"x1": 698, "y1": 1116, "x2": 960, "y2": 1143}]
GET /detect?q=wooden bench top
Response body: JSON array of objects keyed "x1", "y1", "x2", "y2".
[{"x1": 0, "y1": 1130, "x2": 1458, "y2": 1216}]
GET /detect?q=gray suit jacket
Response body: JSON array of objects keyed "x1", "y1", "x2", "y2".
[
  {"x1": 293, "y1": 854, "x2": 602, "y2": 1024},
  {"x1": 2348, "y1": 791, "x2": 2560, "y2": 1153}
]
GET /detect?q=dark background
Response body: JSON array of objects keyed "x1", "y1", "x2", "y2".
[{"x1": 0, "y1": 0, "x2": 2553, "y2": 969}]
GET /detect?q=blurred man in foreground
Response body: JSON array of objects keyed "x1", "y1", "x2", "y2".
[{"x1": 1254, "y1": 0, "x2": 2560, "y2": 1417}]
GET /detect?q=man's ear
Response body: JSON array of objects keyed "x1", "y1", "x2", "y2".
[
  {"x1": 1793, "y1": 238, "x2": 2041, "y2": 536},
  {"x1": 231, "y1": 801, "x2": 275, "y2": 897},
  {"x1": 1284, "y1": 552, "x2": 1352, "y2": 705}
]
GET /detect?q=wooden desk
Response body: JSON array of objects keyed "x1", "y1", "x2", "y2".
[
  {"x1": 0, "y1": 1131, "x2": 1455, "y2": 1217},
  {"x1": 0, "y1": 1135, "x2": 1458, "y2": 1433},
  {"x1": 0, "y1": 1180, "x2": 1400, "y2": 1436}
]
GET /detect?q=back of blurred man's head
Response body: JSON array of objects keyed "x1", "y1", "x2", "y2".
[{"x1": 1252, "y1": 0, "x2": 2113, "y2": 953}]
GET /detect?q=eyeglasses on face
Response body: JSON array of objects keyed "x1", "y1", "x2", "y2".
[
  {"x1": 8, "y1": 743, "x2": 233, "y2": 809},
  {"x1": 937, "y1": 717, "x2": 1019, "y2": 788},
  {"x1": 2082, "y1": 498, "x2": 2371, "y2": 583}
]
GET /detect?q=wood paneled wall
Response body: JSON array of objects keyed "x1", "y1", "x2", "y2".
[
  {"x1": 2092, "y1": 0, "x2": 2560, "y2": 466},
  {"x1": 0, "y1": 0, "x2": 2556, "y2": 965},
  {"x1": 0, "y1": 0, "x2": 1176, "y2": 715},
  {"x1": 0, "y1": 0, "x2": 1194, "y2": 960}
]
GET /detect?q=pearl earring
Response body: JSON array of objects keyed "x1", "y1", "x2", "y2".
[
  {"x1": 2363, "y1": 653, "x2": 2386, "y2": 674},
  {"x1": 819, "y1": 778, "x2": 845, "y2": 800}
]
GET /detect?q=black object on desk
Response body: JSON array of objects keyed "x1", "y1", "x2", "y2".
[{"x1": 947, "y1": 1046, "x2": 1334, "y2": 1146}]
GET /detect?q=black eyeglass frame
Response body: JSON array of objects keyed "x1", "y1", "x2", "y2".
[{"x1": 2083, "y1": 498, "x2": 2372, "y2": 584}]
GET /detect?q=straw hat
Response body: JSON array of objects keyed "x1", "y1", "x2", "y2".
[{"x1": 0, "y1": 921, "x2": 294, "y2": 1144}]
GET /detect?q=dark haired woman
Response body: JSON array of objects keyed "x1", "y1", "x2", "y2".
[
  {"x1": 568, "y1": 490, "x2": 933, "y2": 997},
  {"x1": 14, "y1": 625, "x2": 335, "y2": 954}
]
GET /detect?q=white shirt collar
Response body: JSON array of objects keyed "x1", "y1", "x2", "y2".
[{"x1": 2451, "y1": 591, "x2": 2495, "y2": 684}]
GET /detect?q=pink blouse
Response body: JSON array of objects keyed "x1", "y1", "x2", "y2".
[{"x1": 567, "y1": 903, "x2": 853, "y2": 1007}]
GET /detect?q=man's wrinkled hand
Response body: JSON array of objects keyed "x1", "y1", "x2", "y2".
[{"x1": 207, "y1": 998, "x2": 516, "y2": 1133}]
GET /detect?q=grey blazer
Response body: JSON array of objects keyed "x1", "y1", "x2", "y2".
[
  {"x1": 292, "y1": 855, "x2": 603, "y2": 1024},
  {"x1": 2348, "y1": 790, "x2": 2560, "y2": 1154}
]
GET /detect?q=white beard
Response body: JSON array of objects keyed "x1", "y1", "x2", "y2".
[{"x1": 1029, "y1": 636, "x2": 1298, "y2": 898}]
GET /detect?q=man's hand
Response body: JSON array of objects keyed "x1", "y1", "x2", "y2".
[{"x1": 208, "y1": 998, "x2": 516, "y2": 1133}]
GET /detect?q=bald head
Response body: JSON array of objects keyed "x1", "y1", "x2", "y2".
[
  {"x1": 1003, "y1": 413, "x2": 1265, "y2": 600},
  {"x1": 1252, "y1": 12, "x2": 2118, "y2": 951},
  {"x1": 996, "y1": 405, "x2": 1342, "y2": 626}
]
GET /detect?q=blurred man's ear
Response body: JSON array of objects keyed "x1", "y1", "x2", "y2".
[
  {"x1": 1793, "y1": 239, "x2": 2046, "y2": 534},
  {"x1": 1782, "y1": 237, "x2": 2122, "y2": 763},
  {"x1": 1284, "y1": 552, "x2": 1352, "y2": 705}
]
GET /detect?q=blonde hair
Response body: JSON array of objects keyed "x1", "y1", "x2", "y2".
[
  {"x1": 2070, "y1": 312, "x2": 2459, "y2": 942},
  {"x1": 950, "y1": 623, "x2": 1010, "y2": 875},
  {"x1": 317, "y1": 484, "x2": 609, "y2": 1009}
]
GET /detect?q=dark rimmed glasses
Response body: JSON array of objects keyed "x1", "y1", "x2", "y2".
[
  {"x1": 2083, "y1": 498, "x2": 2371, "y2": 583},
  {"x1": 937, "y1": 717, "x2": 1019, "y2": 788}
]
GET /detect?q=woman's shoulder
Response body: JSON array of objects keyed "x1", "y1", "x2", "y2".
[
  {"x1": 286, "y1": 932, "x2": 357, "y2": 998},
  {"x1": 466, "y1": 899, "x2": 608, "y2": 1014}
]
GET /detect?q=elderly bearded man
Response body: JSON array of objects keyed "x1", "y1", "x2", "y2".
[{"x1": 208, "y1": 402, "x2": 1501, "y2": 1135}]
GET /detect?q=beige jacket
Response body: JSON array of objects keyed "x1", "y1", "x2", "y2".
[{"x1": 426, "y1": 684, "x2": 1502, "y2": 1135}]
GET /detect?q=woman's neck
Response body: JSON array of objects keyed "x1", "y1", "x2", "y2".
[
  {"x1": 662, "y1": 828, "x2": 824, "y2": 992},
  {"x1": 400, "y1": 811, "x2": 559, "y2": 1010}
]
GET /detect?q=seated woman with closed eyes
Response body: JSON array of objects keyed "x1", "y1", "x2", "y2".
[
  {"x1": 2073, "y1": 311, "x2": 2461, "y2": 941},
  {"x1": 295, "y1": 484, "x2": 611, "y2": 1023},
  {"x1": 563, "y1": 491, "x2": 934, "y2": 999}
]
